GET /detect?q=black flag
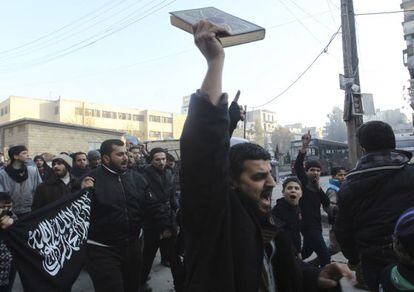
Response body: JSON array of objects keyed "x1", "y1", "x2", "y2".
[{"x1": 1, "y1": 188, "x2": 93, "y2": 292}]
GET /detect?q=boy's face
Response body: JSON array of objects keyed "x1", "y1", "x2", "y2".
[
  {"x1": 282, "y1": 181, "x2": 302, "y2": 206},
  {"x1": 333, "y1": 170, "x2": 347, "y2": 182},
  {"x1": 0, "y1": 200, "x2": 12, "y2": 216},
  {"x1": 307, "y1": 167, "x2": 321, "y2": 183}
]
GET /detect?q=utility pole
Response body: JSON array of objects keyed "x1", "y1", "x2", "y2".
[{"x1": 341, "y1": 0, "x2": 363, "y2": 167}]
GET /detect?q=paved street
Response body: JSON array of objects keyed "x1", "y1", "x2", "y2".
[{"x1": 12, "y1": 176, "x2": 351, "y2": 292}]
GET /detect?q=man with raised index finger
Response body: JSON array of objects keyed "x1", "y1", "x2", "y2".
[{"x1": 180, "y1": 20, "x2": 350, "y2": 292}]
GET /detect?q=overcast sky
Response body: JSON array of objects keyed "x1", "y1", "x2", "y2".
[{"x1": 0, "y1": 0, "x2": 409, "y2": 127}]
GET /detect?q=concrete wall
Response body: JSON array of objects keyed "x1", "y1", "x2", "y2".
[
  {"x1": 26, "y1": 123, "x2": 122, "y2": 155},
  {"x1": 1, "y1": 122, "x2": 122, "y2": 157}
]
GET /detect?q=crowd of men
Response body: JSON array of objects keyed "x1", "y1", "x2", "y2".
[{"x1": 0, "y1": 20, "x2": 412, "y2": 292}]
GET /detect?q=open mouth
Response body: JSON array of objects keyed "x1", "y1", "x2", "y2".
[{"x1": 289, "y1": 195, "x2": 297, "y2": 200}]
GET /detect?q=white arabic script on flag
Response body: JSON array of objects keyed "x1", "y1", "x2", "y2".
[{"x1": 27, "y1": 192, "x2": 91, "y2": 276}]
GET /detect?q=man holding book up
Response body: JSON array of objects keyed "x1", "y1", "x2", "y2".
[{"x1": 179, "y1": 19, "x2": 351, "y2": 292}]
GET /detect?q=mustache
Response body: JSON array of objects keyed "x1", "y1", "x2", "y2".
[{"x1": 260, "y1": 188, "x2": 273, "y2": 199}]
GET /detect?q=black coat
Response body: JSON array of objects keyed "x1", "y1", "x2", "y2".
[
  {"x1": 181, "y1": 92, "x2": 319, "y2": 292},
  {"x1": 142, "y1": 165, "x2": 177, "y2": 232},
  {"x1": 88, "y1": 165, "x2": 146, "y2": 246},
  {"x1": 32, "y1": 175, "x2": 79, "y2": 210},
  {"x1": 272, "y1": 198, "x2": 302, "y2": 255},
  {"x1": 294, "y1": 152, "x2": 330, "y2": 231},
  {"x1": 335, "y1": 150, "x2": 414, "y2": 266}
]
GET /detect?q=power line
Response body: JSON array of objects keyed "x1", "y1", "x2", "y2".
[
  {"x1": 287, "y1": 0, "x2": 335, "y2": 31},
  {"x1": 355, "y1": 10, "x2": 414, "y2": 16},
  {"x1": 250, "y1": 25, "x2": 342, "y2": 109},
  {"x1": 0, "y1": 0, "x2": 128, "y2": 56},
  {"x1": 0, "y1": 0, "x2": 177, "y2": 73},
  {"x1": 277, "y1": 0, "x2": 324, "y2": 45},
  {"x1": 0, "y1": 0, "x2": 153, "y2": 62}
]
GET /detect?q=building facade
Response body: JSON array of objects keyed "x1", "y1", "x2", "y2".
[{"x1": 0, "y1": 96, "x2": 187, "y2": 142}]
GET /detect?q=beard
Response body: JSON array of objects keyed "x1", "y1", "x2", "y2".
[{"x1": 55, "y1": 168, "x2": 68, "y2": 178}]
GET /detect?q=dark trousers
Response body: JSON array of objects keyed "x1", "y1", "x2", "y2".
[
  {"x1": 361, "y1": 260, "x2": 386, "y2": 292},
  {"x1": 141, "y1": 229, "x2": 184, "y2": 291},
  {"x1": 86, "y1": 239, "x2": 142, "y2": 292},
  {"x1": 301, "y1": 229, "x2": 331, "y2": 266}
]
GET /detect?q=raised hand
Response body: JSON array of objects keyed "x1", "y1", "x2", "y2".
[
  {"x1": 301, "y1": 130, "x2": 312, "y2": 150},
  {"x1": 195, "y1": 20, "x2": 231, "y2": 106},
  {"x1": 193, "y1": 20, "x2": 230, "y2": 64},
  {"x1": 232, "y1": 90, "x2": 245, "y2": 121}
]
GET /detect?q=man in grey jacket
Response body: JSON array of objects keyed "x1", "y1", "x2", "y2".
[{"x1": 0, "y1": 146, "x2": 42, "y2": 217}]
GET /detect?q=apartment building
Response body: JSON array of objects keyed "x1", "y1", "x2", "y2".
[{"x1": 0, "y1": 95, "x2": 187, "y2": 142}]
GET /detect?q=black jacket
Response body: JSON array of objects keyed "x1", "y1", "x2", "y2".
[
  {"x1": 294, "y1": 152, "x2": 330, "y2": 231},
  {"x1": 272, "y1": 198, "x2": 302, "y2": 255},
  {"x1": 181, "y1": 92, "x2": 320, "y2": 292},
  {"x1": 88, "y1": 165, "x2": 146, "y2": 246},
  {"x1": 142, "y1": 165, "x2": 177, "y2": 232},
  {"x1": 32, "y1": 175, "x2": 79, "y2": 210},
  {"x1": 335, "y1": 150, "x2": 414, "y2": 266}
]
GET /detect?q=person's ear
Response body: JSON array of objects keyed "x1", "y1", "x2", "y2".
[{"x1": 102, "y1": 154, "x2": 110, "y2": 164}]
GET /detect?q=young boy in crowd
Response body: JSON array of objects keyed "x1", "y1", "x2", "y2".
[
  {"x1": 326, "y1": 166, "x2": 347, "y2": 255},
  {"x1": 271, "y1": 177, "x2": 303, "y2": 258},
  {"x1": 0, "y1": 192, "x2": 16, "y2": 292},
  {"x1": 379, "y1": 207, "x2": 414, "y2": 291}
]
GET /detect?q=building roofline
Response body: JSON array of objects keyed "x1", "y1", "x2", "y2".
[{"x1": 0, "y1": 118, "x2": 124, "y2": 135}]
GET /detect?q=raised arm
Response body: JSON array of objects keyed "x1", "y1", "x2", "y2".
[
  {"x1": 195, "y1": 21, "x2": 229, "y2": 106},
  {"x1": 180, "y1": 21, "x2": 231, "y2": 235},
  {"x1": 294, "y1": 131, "x2": 311, "y2": 185}
]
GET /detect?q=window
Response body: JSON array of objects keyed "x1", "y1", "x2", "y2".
[
  {"x1": 133, "y1": 114, "x2": 144, "y2": 121},
  {"x1": 4, "y1": 106, "x2": 8, "y2": 114},
  {"x1": 18, "y1": 125, "x2": 25, "y2": 132},
  {"x1": 149, "y1": 115, "x2": 161, "y2": 122},
  {"x1": 55, "y1": 106, "x2": 59, "y2": 115},
  {"x1": 102, "y1": 111, "x2": 117, "y2": 119},
  {"x1": 149, "y1": 131, "x2": 161, "y2": 139},
  {"x1": 162, "y1": 117, "x2": 173, "y2": 123},
  {"x1": 118, "y1": 113, "x2": 127, "y2": 120},
  {"x1": 75, "y1": 107, "x2": 84, "y2": 115},
  {"x1": 0, "y1": 109, "x2": 3, "y2": 116},
  {"x1": 84, "y1": 109, "x2": 100, "y2": 117}
]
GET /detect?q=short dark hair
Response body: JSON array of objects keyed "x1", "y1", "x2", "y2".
[
  {"x1": 356, "y1": 121, "x2": 395, "y2": 152},
  {"x1": 166, "y1": 153, "x2": 175, "y2": 162},
  {"x1": 331, "y1": 166, "x2": 346, "y2": 176},
  {"x1": 149, "y1": 148, "x2": 166, "y2": 161},
  {"x1": 229, "y1": 143, "x2": 271, "y2": 181},
  {"x1": 282, "y1": 176, "x2": 302, "y2": 191},
  {"x1": 100, "y1": 140, "x2": 125, "y2": 157},
  {"x1": 305, "y1": 160, "x2": 321, "y2": 171},
  {"x1": 73, "y1": 152, "x2": 87, "y2": 161},
  {"x1": 130, "y1": 145, "x2": 140, "y2": 151}
]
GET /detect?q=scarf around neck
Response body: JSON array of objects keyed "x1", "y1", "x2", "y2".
[{"x1": 5, "y1": 164, "x2": 28, "y2": 183}]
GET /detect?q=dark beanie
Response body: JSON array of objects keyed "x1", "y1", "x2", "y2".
[
  {"x1": 394, "y1": 207, "x2": 414, "y2": 257},
  {"x1": 149, "y1": 148, "x2": 166, "y2": 161},
  {"x1": 8, "y1": 145, "x2": 27, "y2": 162},
  {"x1": 305, "y1": 160, "x2": 322, "y2": 171}
]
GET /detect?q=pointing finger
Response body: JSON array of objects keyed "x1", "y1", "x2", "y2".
[{"x1": 233, "y1": 90, "x2": 241, "y2": 103}]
